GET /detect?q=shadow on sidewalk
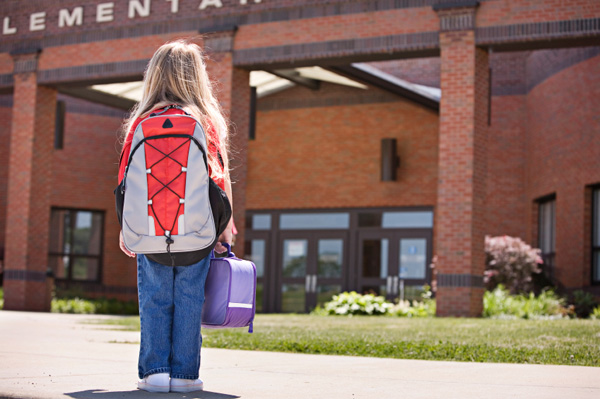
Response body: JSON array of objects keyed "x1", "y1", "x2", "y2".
[{"x1": 65, "y1": 390, "x2": 240, "y2": 399}]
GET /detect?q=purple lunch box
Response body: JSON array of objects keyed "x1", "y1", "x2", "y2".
[{"x1": 201, "y1": 244, "x2": 256, "y2": 333}]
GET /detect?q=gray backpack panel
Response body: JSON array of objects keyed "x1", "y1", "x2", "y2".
[{"x1": 121, "y1": 115, "x2": 216, "y2": 255}]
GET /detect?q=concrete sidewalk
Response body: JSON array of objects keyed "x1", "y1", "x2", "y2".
[{"x1": 0, "y1": 311, "x2": 599, "y2": 399}]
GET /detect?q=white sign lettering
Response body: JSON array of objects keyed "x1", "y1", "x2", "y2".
[
  {"x1": 128, "y1": 0, "x2": 151, "y2": 19},
  {"x1": 2, "y1": 0, "x2": 266, "y2": 36},
  {"x1": 30, "y1": 12, "x2": 46, "y2": 31},
  {"x1": 59, "y1": 7, "x2": 84, "y2": 28},
  {"x1": 96, "y1": 2, "x2": 114, "y2": 23},
  {"x1": 199, "y1": 0, "x2": 223, "y2": 10},
  {"x1": 3, "y1": 17, "x2": 16, "y2": 35}
]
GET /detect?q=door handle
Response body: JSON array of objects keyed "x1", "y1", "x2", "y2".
[
  {"x1": 386, "y1": 276, "x2": 392, "y2": 295},
  {"x1": 305, "y1": 275, "x2": 311, "y2": 293},
  {"x1": 393, "y1": 276, "x2": 399, "y2": 296},
  {"x1": 311, "y1": 275, "x2": 318, "y2": 293}
]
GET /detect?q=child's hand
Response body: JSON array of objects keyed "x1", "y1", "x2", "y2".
[
  {"x1": 214, "y1": 226, "x2": 233, "y2": 254},
  {"x1": 119, "y1": 230, "x2": 136, "y2": 257}
]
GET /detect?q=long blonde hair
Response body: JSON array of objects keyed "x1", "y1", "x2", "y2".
[{"x1": 122, "y1": 39, "x2": 229, "y2": 182}]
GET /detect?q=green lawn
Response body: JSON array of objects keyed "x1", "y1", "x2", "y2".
[{"x1": 93, "y1": 314, "x2": 600, "y2": 367}]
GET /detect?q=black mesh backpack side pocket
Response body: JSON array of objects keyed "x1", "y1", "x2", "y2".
[
  {"x1": 114, "y1": 180, "x2": 125, "y2": 227},
  {"x1": 209, "y1": 177, "x2": 232, "y2": 238}
]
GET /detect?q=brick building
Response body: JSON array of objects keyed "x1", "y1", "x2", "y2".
[{"x1": 0, "y1": 0, "x2": 599, "y2": 316}]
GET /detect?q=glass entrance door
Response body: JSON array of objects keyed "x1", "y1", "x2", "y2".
[
  {"x1": 396, "y1": 232, "x2": 431, "y2": 300},
  {"x1": 280, "y1": 235, "x2": 308, "y2": 313},
  {"x1": 358, "y1": 230, "x2": 432, "y2": 301},
  {"x1": 314, "y1": 234, "x2": 345, "y2": 308},
  {"x1": 357, "y1": 232, "x2": 391, "y2": 297},
  {"x1": 278, "y1": 232, "x2": 347, "y2": 312},
  {"x1": 245, "y1": 234, "x2": 268, "y2": 313}
]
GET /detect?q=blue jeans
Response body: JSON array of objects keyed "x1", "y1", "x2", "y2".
[{"x1": 137, "y1": 254, "x2": 211, "y2": 379}]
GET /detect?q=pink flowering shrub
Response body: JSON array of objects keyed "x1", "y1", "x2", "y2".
[{"x1": 484, "y1": 235, "x2": 543, "y2": 294}]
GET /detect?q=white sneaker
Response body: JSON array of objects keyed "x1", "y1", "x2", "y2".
[
  {"x1": 137, "y1": 372, "x2": 170, "y2": 393},
  {"x1": 170, "y1": 378, "x2": 204, "y2": 393}
]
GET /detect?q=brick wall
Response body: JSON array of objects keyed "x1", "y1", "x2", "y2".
[
  {"x1": 3, "y1": 63, "x2": 57, "y2": 311},
  {"x1": 205, "y1": 49, "x2": 251, "y2": 257},
  {"x1": 0, "y1": 54, "x2": 12, "y2": 75},
  {"x1": 0, "y1": 96, "x2": 134, "y2": 300},
  {"x1": 0, "y1": 99, "x2": 12, "y2": 258},
  {"x1": 485, "y1": 51, "x2": 529, "y2": 241},
  {"x1": 433, "y1": 14, "x2": 490, "y2": 316},
  {"x1": 526, "y1": 53, "x2": 600, "y2": 290},
  {"x1": 50, "y1": 104, "x2": 135, "y2": 295},
  {"x1": 3, "y1": 1, "x2": 599, "y2": 46},
  {"x1": 490, "y1": 51, "x2": 529, "y2": 95},
  {"x1": 368, "y1": 58, "x2": 441, "y2": 88},
  {"x1": 478, "y1": 0, "x2": 600, "y2": 27},
  {"x1": 484, "y1": 47, "x2": 600, "y2": 293},
  {"x1": 235, "y1": 7, "x2": 438, "y2": 50},
  {"x1": 38, "y1": 32, "x2": 195, "y2": 71},
  {"x1": 246, "y1": 82, "x2": 439, "y2": 210},
  {"x1": 526, "y1": 47, "x2": 600, "y2": 91},
  {"x1": 2, "y1": 1, "x2": 599, "y2": 67},
  {"x1": 485, "y1": 94, "x2": 528, "y2": 240}
]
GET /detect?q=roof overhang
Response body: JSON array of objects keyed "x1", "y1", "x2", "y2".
[{"x1": 69, "y1": 64, "x2": 440, "y2": 112}]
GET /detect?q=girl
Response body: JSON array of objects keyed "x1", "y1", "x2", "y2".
[{"x1": 118, "y1": 39, "x2": 234, "y2": 393}]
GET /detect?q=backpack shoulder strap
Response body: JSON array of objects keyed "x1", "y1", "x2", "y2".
[{"x1": 150, "y1": 104, "x2": 190, "y2": 117}]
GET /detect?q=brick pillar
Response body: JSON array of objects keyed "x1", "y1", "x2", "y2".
[
  {"x1": 3, "y1": 50, "x2": 56, "y2": 312},
  {"x1": 204, "y1": 33, "x2": 251, "y2": 257},
  {"x1": 433, "y1": 2, "x2": 489, "y2": 317}
]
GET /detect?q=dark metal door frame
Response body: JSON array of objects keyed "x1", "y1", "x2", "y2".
[
  {"x1": 275, "y1": 230, "x2": 349, "y2": 312},
  {"x1": 355, "y1": 229, "x2": 433, "y2": 300}
]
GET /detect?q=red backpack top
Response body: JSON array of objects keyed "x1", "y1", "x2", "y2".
[{"x1": 119, "y1": 106, "x2": 225, "y2": 190}]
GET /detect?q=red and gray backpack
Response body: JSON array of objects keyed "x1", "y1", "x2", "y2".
[{"x1": 115, "y1": 105, "x2": 231, "y2": 266}]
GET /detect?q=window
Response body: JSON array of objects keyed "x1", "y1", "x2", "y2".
[
  {"x1": 245, "y1": 239, "x2": 265, "y2": 312},
  {"x1": 382, "y1": 211, "x2": 433, "y2": 228},
  {"x1": 593, "y1": 188, "x2": 600, "y2": 283},
  {"x1": 48, "y1": 209, "x2": 104, "y2": 282},
  {"x1": 538, "y1": 197, "x2": 556, "y2": 280},
  {"x1": 247, "y1": 214, "x2": 271, "y2": 230},
  {"x1": 280, "y1": 213, "x2": 350, "y2": 230},
  {"x1": 249, "y1": 86, "x2": 257, "y2": 140},
  {"x1": 54, "y1": 100, "x2": 66, "y2": 149},
  {"x1": 358, "y1": 211, "x2": 434, "y2": 228},
  {"x1": 381, "y1": 138, "x2": 399, "y2": 181}
]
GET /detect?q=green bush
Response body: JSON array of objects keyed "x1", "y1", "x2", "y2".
[
  {"x1": 51, "y1": 297, "x2": 139, "y2": 315},
  {"x1": 590, "y1": 305, "x2": 600, "y2": 320},
  {"x1": 571, "y1": 290, "x2": 597, "y2": 319},
  {"x1": 483, "y1": 285, "x2": 568, "y2": 319},
  {"x1": 0, "y1": 287, "x2": 137, "y2": 315},
  {"x1": 390, "y1": 285, "x2": 436, "y2": 317},
  {"x1": 317, "y1": 288, "x2": 435, "y2": 317},
  {"x1": 390, "y1": 298, "x2": 436, "y2": 317},
  {"x1": 52, "y1": 297, "x2": 97, "y2": 314},
  {"x1": 93, "y1": 298, "x2": 139, "y2": 315},
  {"x1": 321, "y1": 291, "x2": 392, "y2": 315}
]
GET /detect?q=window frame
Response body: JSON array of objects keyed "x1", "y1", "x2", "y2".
[
  {"x1": 48, "y1": 207, "x2": 105, "y2": 283},
  {"x1": 245, "y1": 206, "x2": 434, "y2": 312},
  {"x1": 536, "y1": 194, "x2": 556, "y2": 281},
  {"x1": 592, "y1": 187, "x2": 600, "y2": 285},
  {"x1": 54, "y1": 100, "x2": 66, "y2": 150}
]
